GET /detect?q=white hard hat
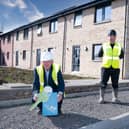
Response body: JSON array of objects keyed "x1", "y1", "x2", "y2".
[{"x1": 40, "y1": 51, "x2": 53, "y2": 62}]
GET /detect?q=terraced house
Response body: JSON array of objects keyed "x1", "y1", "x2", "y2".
[{"x1": 0, "y1": 0, "x2": 129, "y2": 78}]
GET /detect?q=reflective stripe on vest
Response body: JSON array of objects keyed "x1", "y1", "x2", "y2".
[
  {"x1": 102, "y1": 42, "x2": 121, "y2": 69},
  {"x1": 36, "y1": 63, "x2": 60, "y2": 93}
]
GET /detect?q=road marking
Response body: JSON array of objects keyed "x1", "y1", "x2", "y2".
[
  {"x1": 110, "y1": 112, "x2": 129, "y2": 120},
  {"x1": 80, "y1": 112, "x2": 129, "y2": 129}
]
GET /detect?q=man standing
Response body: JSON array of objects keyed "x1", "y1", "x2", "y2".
[
  {"x1": 98, "y1": 29, "x2": 124, "y2": 104},
  {"x1": 32, "y1": 51, "x2": 65, "y2": 115}
]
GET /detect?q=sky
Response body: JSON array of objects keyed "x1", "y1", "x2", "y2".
[{"x1": 0, "y1": 0, "x2": 92, "y2": 32}]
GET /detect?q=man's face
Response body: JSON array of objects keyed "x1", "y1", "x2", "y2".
[
  {"x1": 41, "y1": 60, "x2": 53, "y2": 70},
  {"x1": 109, "y1": 35, "x2": 116, "y2": 44}
]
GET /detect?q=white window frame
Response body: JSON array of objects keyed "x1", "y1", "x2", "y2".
[
  {"x1": 16, "y1": 31, "x2": 19, "y2": 41},
  {"x1": 92, "y1": 44, "x2": 102, "y2": 61},
  {"x1": 23, "y1": 28, "x2": 29, "y2": 40},
  {"x1": 74, "y1": 11, "x2": 82, "y2": 27},
  {"x1": 37, "y1": 24, "x2": 42, "y2": 36},
  {"x1": 95, "y1": 3, "x2": 111, "y2": 23},
  {"x1": 50, "y1": 19, "x2": 58, "y2": 33}
]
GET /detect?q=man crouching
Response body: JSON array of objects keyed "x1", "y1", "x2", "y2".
[{"x1": 32, "y1": 51, "x2": 65, "y2": 115}]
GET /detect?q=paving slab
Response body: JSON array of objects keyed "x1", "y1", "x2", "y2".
[{"x1": 0, "y1": 79, "x2": 129, "y2": 101}]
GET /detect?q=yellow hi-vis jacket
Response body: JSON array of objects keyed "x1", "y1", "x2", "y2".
[
  {"x1": 36, "y1": 63, "x2": 60, "y2": 93},
  {"x1": 102, "y1": 42, "x2": 121, "y2": 69}
]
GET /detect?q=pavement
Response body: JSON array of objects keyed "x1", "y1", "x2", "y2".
[
  {"x1": 0, "y1": 79, "x2": 129, "y2": 107},
  {"x1": 1, "y1": 79, "x2": 129, "y2": 89},
  {"x1": 0, "y1": 89, "x2": 129, "y2": 129}
]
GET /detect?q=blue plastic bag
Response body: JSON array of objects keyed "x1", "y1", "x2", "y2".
[{"x1": 42, "y1": 92, "x2": 58, "y2": 116}]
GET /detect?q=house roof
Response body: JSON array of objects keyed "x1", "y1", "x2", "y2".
[{"x1": 1, "y1": 0, "x2": 112, "y2": 36}]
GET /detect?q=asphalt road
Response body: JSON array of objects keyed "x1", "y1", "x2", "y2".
[{"x1": 0, "y1": 89, "x2": 129, "y2": 129}]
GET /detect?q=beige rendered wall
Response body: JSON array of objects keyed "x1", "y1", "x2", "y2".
[
  {"x1": 13, "y1": 28, "x2": 32, "y2": 69},
  {"x1": 64, "y1": 0, "x2": 126, "y2": 78},
  {"x1": 32, "y1": 17, "x2": 65, "y2": 69}
]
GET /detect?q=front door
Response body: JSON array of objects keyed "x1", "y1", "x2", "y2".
[
  {"x1": 16, "y1": 51, "x2": 19, "y2": 66},
  {"x1": 36, "y1": 49, "x2": 41, "y2": 66},
  {"x1": 72, "y1": 45, "x2": 80, "y2": 71}
]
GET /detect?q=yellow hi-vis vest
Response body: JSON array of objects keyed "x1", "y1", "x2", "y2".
[
  {"x1": 102, "y1": 42, "x2": 121, "y2": 69},
  {"x1": 36, "y1": 63, "x2": 61, "y2": 93}
]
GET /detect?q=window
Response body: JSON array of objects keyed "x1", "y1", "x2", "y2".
[
  {"x1": 37, "y1": 24, "x2": 42, "y2": 36},
  {"x1": 95, "y1": 3, "x2": 111, "y2": 23},
  {"x1": 23, "y1": 50, "x2": 26, "y2": 60},
  {"x1": 16, "y1": 31, "x2": 19, "y2": 41},
  {"x1": 23, "y1": 28, "x2": 29, "y2": 40},
  {"x1": 50, "y1": 19, "x2": 58, "y2": 33},
  {"x1": 92, "y1": 44, "x2": 102, "y2": 61},
  {"x1": 7, "y1": 34, "x2": 11, "y2": 43},
  {"x1": 7, "y1": 52, "x2": 10, "y2": 60},
  {"x1": 74, "y1": 11, "x2": 82, "y2": 26}
]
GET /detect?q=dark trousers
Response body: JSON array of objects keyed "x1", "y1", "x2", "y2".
[{"x1": 100, "y1": 67, "x2": 120, "y2": 89}]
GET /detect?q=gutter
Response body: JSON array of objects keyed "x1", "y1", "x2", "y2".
[
  {"x1": 0, "y1": 37, "x2": 1, "y2": 66},
  {"x1": 62, "y1": 16, "x2": 67, "y2": 72},
  {"x1": 122, "y1": 0, "x2": 128, "y2": 79},
  {"x1": 12, "y1": 33, "x2": 14, "y2": 67},
  {"x1": 30, "y1": 27, "x2": 34, "y2": 69}
]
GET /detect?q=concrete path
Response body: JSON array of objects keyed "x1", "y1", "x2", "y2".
[{"x1": 0, "y1": 78, "x2": 129, "y2": 98}]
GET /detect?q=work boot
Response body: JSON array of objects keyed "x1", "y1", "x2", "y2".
[
  {"x1": 98, "y1": 88, "x2": 105, "y2": 104},
  {"x1": 112, "y1": 88, "x2": 120, "y2": 103},
  {"x1": 37, "y1": 109, "x2": 42, "y2": 115},
  {"x1": 58, "y1": 109, "x2": 63, "y2": 115}
]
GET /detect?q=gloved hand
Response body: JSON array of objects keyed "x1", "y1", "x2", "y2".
[
  {"x1": 58, "y1": 92, "x2": 63, "y2": 102},
  {"x1": 33, "y1": 93, "x2": 38, "y2": 101}
]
